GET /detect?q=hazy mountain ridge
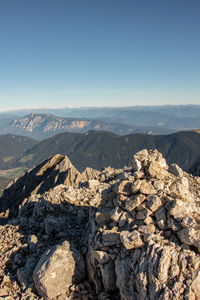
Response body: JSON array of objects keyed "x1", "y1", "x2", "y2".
[
  {"x1": 1, "y1": 129, "x2": 200, "y2": 173},
  {"x1": 13, "y1": 130, "x2": 200, "y2": 173},
  {"x1": 0, "y1": 113, "x2": 174, "y2": 139},
  {"x1": 1, "y1": 104, "x2": 200, "y2": 118},
  {"x1": 1, "y1": 105, "x2": 200, "y2": 137}
]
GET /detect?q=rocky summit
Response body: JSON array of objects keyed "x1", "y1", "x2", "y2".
[{"x1": 0, "y1": 150, "x2": 200, "y2": 299}]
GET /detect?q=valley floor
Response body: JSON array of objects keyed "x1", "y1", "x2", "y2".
[{"x1": 0, "y1": 168, "x2": 26, "y2": 196}]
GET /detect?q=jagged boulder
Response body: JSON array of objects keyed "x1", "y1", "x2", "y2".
[
  {"x1": 114, "y1": 242, "x2": 200, "y2": 300},
  {"x1": 33, "y1": 241, "x2": 86, "y2": 299}
]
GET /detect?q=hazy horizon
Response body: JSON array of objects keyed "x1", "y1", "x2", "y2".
[{"x1": 0, "y1": 103, "x2": 200, "y2": 114}]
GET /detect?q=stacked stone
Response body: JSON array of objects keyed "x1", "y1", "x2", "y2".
[{"x1": 88, "y1": 149, "x2": 200, "y2": 300}]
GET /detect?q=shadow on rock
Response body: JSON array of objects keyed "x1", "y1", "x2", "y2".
[
  {"x1": 4, "y1": 192, "x2": 96, "y2": 299},
  {"x1": 2, "y1": 149, "x2": 200, "y2": 300},
  {"x1": 0, "y1": 154, "x2": 86, "y2": 224}
]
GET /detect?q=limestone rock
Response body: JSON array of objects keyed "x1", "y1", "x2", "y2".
[
  {"x1": 146, "y1": 195, "x2": 162, "y2": 212},
  {"x1": 169, "y1": 177, "x2": 189, "y2": 199},
  {"x1": 139, "y1": 180, "x2": 157, "y2": 195},
  {"x1": 168, "y1": 163, "x2": 184, "y2": 177},
  {"x1": 130, "y1": 158, "x2": 142, "y2": 172},
  {"x1": 133, "y1": 149, "x2": 148, "y2": 162},
  {"x1": 110, "y1": 207, "x2": 123, "y2": 223},
  {"x1": 134, "y1": 170, "x2": 145, "y2": 179},
  {"x1": 178, "y1": 228, "x2": 200, "y2": 248},
  {"x1": 124, "y1": 194, "x2": 146, "y2": 213},
  {"x1": 33, "y1": 241, "x2": 86, "y2": 299},
  {"x1": 83, "y1": 179, "x2": 99, "y2": 189},
  {"x1": 120, "y1": 230, "x2": 144, "y2": 249},
  {"x1": 153, "y1": 180, "x2": 164, "y2": 191},
  {"x1": 115, "y1": 241, "x2": 200, "y2": 300},
  {"x1": 28, "y1": 234, "x2": 38, "y2": 252},
  {"x1": 138, "y1": 224, "x2": 156, "y2": 234},
  {"x1": 148, "y1": 161, "x2": 167, "y2": 179},
  {"x1": 130, "y1": 179, "x2": 141, "y2": 193},
  {"x1": 82, "y1": 167, "x2": 100, "y2": 180},
  {"x1": 113, "y1": 180, "x2": 133, "y2": 196},
  {"x1": 17, "y1": 256, "x2": 38, "y2": 289},
  {"x1": 170, "y1": 199, "x2": 195, "y2": 219},
  {"x1": 136, "y1": 208, "x2": 151, "y2": 220},
  {"x1": 1, "y1": 148, "x2": 200, "y2": 299},
  {"x1": 181, "y1": 216, "x2": 197, "y2": 228},
  {"x1": 167, "y1": 217, "x2": 182, "y2": 231},
  {"x1": 0, "y1": 154, "x2": 85, "y2": 221},
  {"x1": 190, "y1": 271, "x2": 200, "y2": 299}
]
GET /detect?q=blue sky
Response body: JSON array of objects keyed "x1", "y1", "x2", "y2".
[{"x1": 0, "y1": 0, "x2": 200, "y2": 110}]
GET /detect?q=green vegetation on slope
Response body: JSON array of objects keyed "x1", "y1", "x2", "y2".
[
  {"x1": 0, "y1": 134, "x2": 37, "y2": 169},
  {"x1": 0, "y1": 167, "x2": 26, "y2": 195},
  {"x1": 15, "y1": 130, "x2": 200, "y2": 172},
  {"x1": 1, "y1": 130, "x2": 200, "y2": 196}
]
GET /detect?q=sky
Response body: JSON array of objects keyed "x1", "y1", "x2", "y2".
[{"x1": 0, "y1": 0, "x2": 200, "y2": 111}]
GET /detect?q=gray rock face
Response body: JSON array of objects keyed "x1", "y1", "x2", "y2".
[
  {"x1": 115, "y1": 242, "x2": 200, "y2": 300},
  {"x1": 168, "y1": 163, "x2": 184, "y2": 177},
  {"x1": 33, "y1": 241, "x2": 86, "y2": 299},
  {"x1": 0, "y1": 149, "x2": 200, "y2": 299},
  {"x1": 120, "y1": 230, "x2": 144, "y2": 249},
  {"x1": 87, "y1": 149, "x2": 200, "y2": 299},
  {"x1": 0, "y1": 154, "x2": 86, "y2": 222}
]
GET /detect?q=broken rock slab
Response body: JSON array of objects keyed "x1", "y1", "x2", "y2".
[
  {"x1": 33, "y1": 241, "x2": 86, "y2": 299},
  {"x1": 168, "y1": 163, "x2": 184, "y2": 177},
  {"x1": 120, "y1": 230, "x2": 144, "y2": 250}
]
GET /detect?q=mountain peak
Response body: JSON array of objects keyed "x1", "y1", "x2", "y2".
[{"x1": 0, "y1": 154, "x2": 92, "y2": 222}]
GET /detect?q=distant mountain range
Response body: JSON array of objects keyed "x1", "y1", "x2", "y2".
[
  {"x1": 0, "y1": 113, "x2": 174, "y2": 140},
  {"x1": 1, "y1": 105, "x2": 200, "y2": 132},
  {"x1": 0, "y1": 104, "x2": 200, "y2": 194}
]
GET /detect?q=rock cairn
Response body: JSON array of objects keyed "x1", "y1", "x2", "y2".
[{"x1": 0, "y1": 149, "x2": 200, "y2": 299}]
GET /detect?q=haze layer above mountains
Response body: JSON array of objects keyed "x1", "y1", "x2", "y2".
[
  {"x1": 1, "y1": 105, "x2": 200, "y2": 140},
  {"x1": 0, "y1": 113, "x2": 173, "y2": 140}
]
